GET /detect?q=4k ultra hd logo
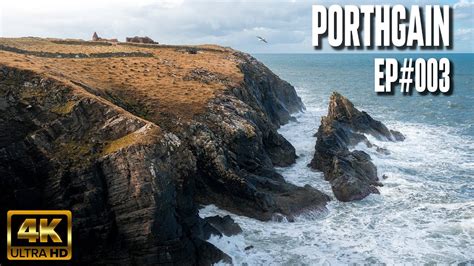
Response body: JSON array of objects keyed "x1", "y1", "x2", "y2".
[{"x1": 7, "y1": 210, "x2": 72, "y2": 260}]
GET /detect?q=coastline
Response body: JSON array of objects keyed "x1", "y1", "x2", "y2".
[
  {"x1": 0, "y1": 38, "x2": 329, "y2": 264},
  {"x1": 0, "y1": 38, "x2": 472, "y2": 264}
]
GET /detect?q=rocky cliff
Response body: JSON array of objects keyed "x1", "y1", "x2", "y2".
[
  {"x1": 310, "y1": 92, "x2": 404, "y2": 202},
  {"x1": 0, "y1": 38, "x2": 329, "y2": 264}
]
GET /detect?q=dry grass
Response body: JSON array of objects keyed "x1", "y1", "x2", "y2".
[
  {"x1": 0, "y1": 38, "x2": 244, "y2": 123},
  {"x1": 102, "y1": 132, "x2": 141, "y2": 155},
  {"x1": 102, "y1": 125, "x2": 162, "y2": 155},
  {"x1": 0, "y1": 37, "x2": 149, "y2": 54},
  {"x1": 51, "y1": 101, "x2": 76, "y2": 115}
]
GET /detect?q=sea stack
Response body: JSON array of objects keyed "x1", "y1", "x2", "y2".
[{"x1": 310, "y1": 92, "x2": 404, "y2": 201}]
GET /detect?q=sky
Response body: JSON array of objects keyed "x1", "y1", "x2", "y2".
[{"x1": 0, "y1": 0, "x2": 473, "y2": 53}]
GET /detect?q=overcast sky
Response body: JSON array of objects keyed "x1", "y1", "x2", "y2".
[{"x1": 0, "y1": 0, "x2": 473, "y2": 53}]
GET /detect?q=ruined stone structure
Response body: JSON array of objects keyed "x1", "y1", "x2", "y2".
[
  {"x1": 92, "y1": 32, "x2": 118, "y2": 42},
  {"x1": 126, "y1": 36, "x2": 157, "y2": 44}
]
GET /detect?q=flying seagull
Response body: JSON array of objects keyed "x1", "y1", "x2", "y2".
[{"x1": 257, "y1": 36, "x2": 268, "y2": 43}]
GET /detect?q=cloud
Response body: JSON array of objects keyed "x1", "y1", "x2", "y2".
[
  {"x1": 453, "y1": 0, "x2": 474, "y2": 9},
  {"x1": 0, "y1": 7, "x2": 3, "y2": 37},
  {"x1": 456, "y1": 28, "x2": 474, "y2": 40},
  {"x1": 0, "y1": 0, "x2": 473, "y2": 52}
]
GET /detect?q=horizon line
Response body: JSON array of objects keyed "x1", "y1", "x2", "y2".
[{"x1": 251, "y1": 51, "x2": 474, "y2": 54}]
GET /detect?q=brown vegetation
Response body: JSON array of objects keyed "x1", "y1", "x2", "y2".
[{"x1": 0, "y1": 37, "x2": 243, "y2": 122}]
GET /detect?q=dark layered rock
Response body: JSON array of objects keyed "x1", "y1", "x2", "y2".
[
  {"x1": 318, "y1": 92, "x2": 404, "y2": 142},
  {"x1": 310, "y1": 92, "x2": 404, "y2": 201},
  {"x1": 0, "y1": 67, "x2": 224, "y2": 265},
  {"x1": 181, "y1": 53, "x2": 329, "y2": 221},
  {"x1": 234, "y1": 52, "x2": 304, "y2": 126},
  {"x1": 0, "y1": 50, "x2": 330, "y2": 265},
  {"x1": 204, "y1": 215, "x2": 242, "y2": 237}
]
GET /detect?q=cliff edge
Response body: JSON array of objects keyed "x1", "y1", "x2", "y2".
[{"x1": 0, "y1": 38, "x2": 329, "y2": 264}]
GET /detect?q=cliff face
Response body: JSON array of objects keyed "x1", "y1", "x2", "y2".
[
  {"x1": 0, "y1": 67, "x2": 223, "y2": 264},
  {"x1": 310, "y1": 92, "x2": 404, "y2": 202},
  {"x1": 184, "y1": 52, "x2": 328, "y2": 221},
  {"x1": 0, "y1": 38, "x2": 329, "y2": 264}
]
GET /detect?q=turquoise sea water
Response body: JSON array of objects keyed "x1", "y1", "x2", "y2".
[
  {"x1": 258, "y1": 53, "x2": 474, "y2": 136},
  {"x1": 201, "y1": 53, "x2": 474, "y2": 264}
]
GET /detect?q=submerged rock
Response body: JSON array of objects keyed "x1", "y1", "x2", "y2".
[
  {"x1": 194, "y1": 238, "x2": 232, "y2": 265},
  {"x1": 204, "y1": 215, "x2": 242, "y2": 237},
  {"x1": 310, "y1": 92, "x2": 404, "y2": 201},
  {"x1": 245, "y1": 245, "x2": 254, "y2": 251}
]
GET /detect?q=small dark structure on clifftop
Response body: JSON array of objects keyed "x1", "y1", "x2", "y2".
[
  {"x1": 92, "y1": 32, "x2": 118, "y2": 43},
  {"x1": 126, "y1": 36, "x2": 158, "y2": 44},
  {"x1": 92, "y1": 32, "x2": 99, "y2": 41}
]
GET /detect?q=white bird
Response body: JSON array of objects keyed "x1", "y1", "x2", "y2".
[{"x1": 257, "y1": 36, "x2": 268, "y2": 43}]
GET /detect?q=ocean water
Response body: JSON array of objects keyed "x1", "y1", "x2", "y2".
[{"x1": 200, "y1": 53, "x2": 474, "y2": 264}]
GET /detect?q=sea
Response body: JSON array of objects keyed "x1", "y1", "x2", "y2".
[{"x1": 199, "y1": 53, "x2": 474, "y2": 265}]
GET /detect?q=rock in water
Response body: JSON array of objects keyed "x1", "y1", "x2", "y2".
[
  {"x1": 204, "y1": 215, "x2": 242, "y2": 237},
  {"x1": 310, "y1": 92, "x2": 404, "y2": 201},
  {"x1": 323, "y1": 92, "x2": 404, "y2": 141}
]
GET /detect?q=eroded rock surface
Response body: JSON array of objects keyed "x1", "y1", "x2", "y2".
[
  {"x1": 310, "y1": 92, "x2": 404, "y2": 202},
  {"x1": 0, "y1": 38, "x2": 330, "y2": 265},
  {"x1": 185, "y1": 52, "x2": 329, "y2": 221},
  {"x1": 204, "y1": 215, "x2": 242, "y2": 237},
  {"x1": 0, "y1": 68, "x2": 226, "y2": 265}
]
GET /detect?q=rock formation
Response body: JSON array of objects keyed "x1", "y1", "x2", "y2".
[
  {"x1": 310, "y1": 92, "x2": 404, "y2": 201},
  {"x1": 204, "y1": 215, "x2": 242, "y2": 237},
  {"x1": 0, "y1": 38, "x2": 330, "y2": 265}
]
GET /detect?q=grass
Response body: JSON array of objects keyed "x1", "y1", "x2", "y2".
[
  {"x1": 102, "y1": 132, "x2": 141, "y2": 155},
  {"x1": 0, "y1": 37, "x2": 244, "y2": 124},
  {"x1": 101, "y1": 126, "x2": 161, "y2": 156},
  {"x1": 51, "y1": 101, "x2": 76, "y2": 115},
  {"x1": 53, "y1": 141, "x2": 96, "y2": 169}
]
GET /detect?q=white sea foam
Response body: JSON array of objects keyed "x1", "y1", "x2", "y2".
[{"x1": 200, "y1": 87, "x2": 474, "y2": 265}]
